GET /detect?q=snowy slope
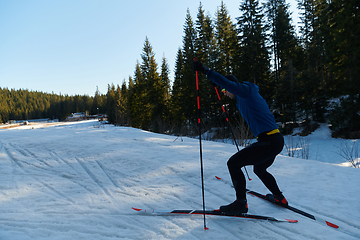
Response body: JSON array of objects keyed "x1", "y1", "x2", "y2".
[
  {"x1": 0, "y1": 120, "x2": 359, "y2": 239},
  {"x1": 282, "y1": 123, "x2": 359, "y2": 166}
]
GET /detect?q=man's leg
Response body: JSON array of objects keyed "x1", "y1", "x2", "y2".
[
  {"x1": 227, "y1": 141, "x2": 272, "y2": 199},
  {"x1": 253, "y1": 157, "x2": 282, "y2": 196}
]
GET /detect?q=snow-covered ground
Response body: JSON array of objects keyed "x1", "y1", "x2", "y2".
[
  {"x1": 0, "y1": 120, "x2": 359, "y2": 239},
  {"x1": 282, "y1": 123, "x2": 359, "y2": 167}
]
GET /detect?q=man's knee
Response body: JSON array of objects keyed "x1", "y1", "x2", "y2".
[
  {"x1": 227, "y1": 154, "x2": 242, "y2": 169},
  {"x1": 253, "y1": 166, "x2": 266, "y2": 177},
  {"x1": 227, "y1": 157, "x2": 235, "y2": 169}
]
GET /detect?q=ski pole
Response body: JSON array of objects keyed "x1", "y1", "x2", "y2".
[
  {"x1": 193, "y1": 57, "x2": 209, "y2": 230},
  {"x1": 213, "y1": 85, "x2": 252, "y2": 181}
]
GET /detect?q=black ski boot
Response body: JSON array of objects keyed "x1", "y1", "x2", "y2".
[
  {"x1": 266, "y1": 193, "x2": 288, "y2": 207},
  {"x1": 219, "y1": 199, "x2": 248, "y2": 215}
]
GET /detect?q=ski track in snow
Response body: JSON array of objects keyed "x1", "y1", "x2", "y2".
[
  {"x1": 3, "y1": 143, "x2": 76, "y2": 205},
  {"x1": 216, "y1": 175, "x2": 360, "y2": 239},
  {"x1": 0, "y1": 120, "x2": 359, "y2": 239}
]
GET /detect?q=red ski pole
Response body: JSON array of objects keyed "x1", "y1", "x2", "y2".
[
  {"x1": 193, "y1": 57, "x2": 209, "y2": 230},
  {"x1": 213, "y1": 85, "x2": 252, "y2": 181}
]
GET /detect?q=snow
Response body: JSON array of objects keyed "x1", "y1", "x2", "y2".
[
  {"x1": 281, "y1": 123, "x2": 359, "y2": 167},
  {"x1": 0, "y1": 120, "x2": 359, "y2": 239}
]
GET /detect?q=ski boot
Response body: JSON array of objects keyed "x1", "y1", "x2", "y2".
[
  {"x1": 219, "y1": 199, "x2": 248, "y2": 215},
  {"x1": 266, "y1": 193, "x2": 288, "y2": 207}
]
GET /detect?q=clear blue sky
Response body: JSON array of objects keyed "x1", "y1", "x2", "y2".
[{"x1": 0, "y1": 0, "x2": 299, "y2": 96}]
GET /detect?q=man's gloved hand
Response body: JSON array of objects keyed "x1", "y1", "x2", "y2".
[{"x1": 192, "y1": 61, "x2": 209, "y2": 75}]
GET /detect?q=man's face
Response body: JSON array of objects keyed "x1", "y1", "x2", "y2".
[{"x1": 223, "y1": 90, "x2": 235, "y2": 99}]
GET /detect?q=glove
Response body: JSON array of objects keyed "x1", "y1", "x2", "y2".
[{"x1": 192, "y1": 61, "x2": 209, "y2": 74}]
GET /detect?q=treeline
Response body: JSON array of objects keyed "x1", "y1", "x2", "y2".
[
  {"x1": 107, "y1": 0, "x2": 359, "y2": 137},
  {"x1": 0, "y1": 87, "x2": 106, "y2": 123},
  {"x1": 1, "y1": 0, "x2": 359, "y2": 138}
]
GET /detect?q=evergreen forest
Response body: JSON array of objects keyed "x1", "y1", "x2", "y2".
[{"x1": 1, "y1": 0, "x2": 359, "y2": 139}]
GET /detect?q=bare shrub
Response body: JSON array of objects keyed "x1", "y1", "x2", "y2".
[
  {"x1": 284, "y1": 136, "x2": 310, "y2": 159},
  {"x1": 336, "y1": 140, "x2": 359, "y2": 168}
]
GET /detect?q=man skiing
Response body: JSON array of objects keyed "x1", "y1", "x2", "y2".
[{"x1": 193, "y1": 60, "x2": 288, "y2": 216}]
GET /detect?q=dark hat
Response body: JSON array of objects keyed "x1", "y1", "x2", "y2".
[{"x1": 225, "y1": 74, "x2": 239, "y2": 83}]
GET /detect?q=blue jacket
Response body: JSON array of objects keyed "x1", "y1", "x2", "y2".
[{"x1": 207, "y1": 70, "x2": 278, "y2": 138}]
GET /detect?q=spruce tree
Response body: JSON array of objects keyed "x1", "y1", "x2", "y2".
[
  {"x1": 237, "y1": 0, "x2": 271, "y2": 90},
  {"x1": 132, "y1": 36, "x2": 165, "y2": 132},
  {"x1": 128, "y1": 61, "x2": 146, "y2": 128},
  {"x1": 106, "y1": 84, "x2": 116, "y2": 124},
  {"x1": 180, "y1": 9, "x2": 197, "y2": 131},
  {"x1": 265, "y1": 0, "x2": 303, "y2": 124},
  {"x1": 265, "y1": 0, "x2": 280, "y2": 84},
  {"x1": 171, "y1": 48, "x2": 186, "y2": 130},
  {"x1": 154, "y1": 56, "x2": 171, "y2": 132},
  {"x1": 160, "y1": 56, "x2": 171, "y2": 101},
  {"x1": 114, "y1": 82, "x2": 128, "y2": 126},
  {"x1": 325, "y1": 0, "x2": 360, "y2": 133},
  {"x1": 91, "y1": 86, "x2": 101, "y2": 115},
  {"x1": 297, "y1": 0, "x2": 328, "y2": 122},
  {"x1": 214, "y1": 1, "x2": 238, "y2": 75},
  {"x1": 194, "y1": 2, "x2": 218, "y2": 126},
  {"x1": 195, "y1": 2, "x2": 213, "y2": 66},
  {"x1": 127, "y1": 76, "x2": 135, "y2": 126}
]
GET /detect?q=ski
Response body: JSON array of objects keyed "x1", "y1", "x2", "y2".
[
  {"x1": 215, "y1": 176, "x2": 339, "y2": 228},
  {"x1": 132, "y1": 207, "x2": 297, "y2": 223}
]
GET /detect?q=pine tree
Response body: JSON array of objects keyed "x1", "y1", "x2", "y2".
[
  {"x1": 141, "y1": 37, "x2": 157, "y2": 129},
  {"x1": 214, "y1": 1, "x2": 238, "y2": 75},
  {"x1": 180, "y1": 9, "x2": 197, "y2": 129},
  {"x1": 160, "y1": 56, "x2": 170, "y2": 101},
  {"x1": 325, "y1": 0, "x2": 360, "y2": 133},
  {"x1": 127, "y1": 76, "x2": 135, "y2": 126},
  {"x1": 141, "y1": 37, "x2": 165, "y2": 132},
  {"x1": 194, "y1": 2, "x2": 218, "y2": 125},
  {"x1": 129, "y1": 61, "x2": 147, "y2": 128},
  {"x1": 265, "y1": 0, "x2": 303, "y2": 124},
  {"x1": 195, "y1": 2, "x2": 213, "y2": 66},
  {"x1": 114, "y1": 84, "x2": 121, "y2": 125},
  {"x1": 159, "y1": 56, "x2": 171, "y2": 130},
  {"x1": 297, "y1": 0, "x2": 328, "y2": 122},
  {"x1": 110, "y1": 82, "x2": 129, "y2": 126},
  {"x1": 265, "y1": 0, "x2": 280, "y2": 84},
  {"x1": 106, "y1": 84, "x2": 116, "y2": 124},
  {"x1": 171, "y1": 48, "x2": 186, "y2": 130},
  {"x1": 274, "y1": 1, "x2": 299, "y2": 68},
  {"x1": 121, "y1": 81, "x2": 130, "y2": 125},
  {"x1": 127, "y1": 37, "x2": 165, "y2": 131},
  {"x1": 91, "y1": 86, "x2": 101, "y2": 115},
  {"x1": 237, "y1": 0, "x2": 271, "y2": 89}
]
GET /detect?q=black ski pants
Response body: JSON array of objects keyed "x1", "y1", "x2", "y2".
[{"x1": 227, "y1": 132, "x2": 284, "y2": 200}]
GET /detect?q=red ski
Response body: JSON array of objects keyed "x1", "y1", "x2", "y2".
[
  {"x1": 132, "y1": 207, "x2": 297, "y2": 223},
  {"x1": 215, "y1": 176, "x2": 339, "y2": 228}
]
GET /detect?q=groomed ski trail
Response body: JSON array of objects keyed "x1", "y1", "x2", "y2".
[{"x1": 0, "y1": 121, "x2": 359, "y2": 239}]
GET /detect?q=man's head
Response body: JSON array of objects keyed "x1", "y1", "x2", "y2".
[
  {"x1": 225, "y1": 74, "x2": 239, "y2": 83},
  {"x1": 221, "y1": 74, "x2": 239, "y2": 99}
]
